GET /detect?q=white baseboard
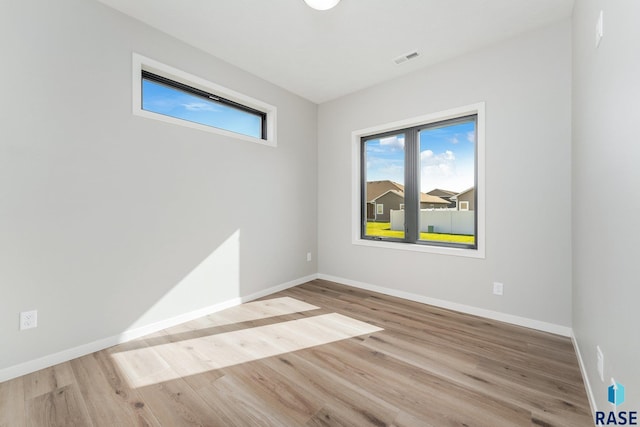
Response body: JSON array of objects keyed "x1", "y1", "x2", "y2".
[
  {"x1": 317, "y1": 274, "x2": 572, "y2": 337},
  {"x1": 571, "y1": 331, "x2": 597, "y2": 417},
  {"x1": 0, "y1": 274, "x2": 317, "y2": 384}
]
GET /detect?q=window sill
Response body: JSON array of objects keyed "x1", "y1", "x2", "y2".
[
  {"x1": 133, "y1": 109, "x2": 276, "y2": 147},
  {"x1": 352, "y1": 237, "x2": 485, "y2": 259}
]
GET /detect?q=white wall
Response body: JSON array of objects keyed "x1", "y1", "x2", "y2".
[
  {"x1": 318, "y1": 21, "x2": 573, "y2": 327},
  {"x1": 0, "y1": 0, "x2": 317, "y2": 374},
  {"x1": 572, "y1": 0, "x2": 640, "y2": 411}
]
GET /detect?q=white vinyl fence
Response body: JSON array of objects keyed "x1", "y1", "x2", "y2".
[{"x1": 390, "y1": 209, "x2": 474, "y2": 235}]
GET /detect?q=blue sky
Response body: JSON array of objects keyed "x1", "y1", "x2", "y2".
[
  {"x1": 365, "y1": 120, "x2": 475, "y2": 193},
  {"x1": 142, "y1": 79, "x2": 262, "y2": 139}
]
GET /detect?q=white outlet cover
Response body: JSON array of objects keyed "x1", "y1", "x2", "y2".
[
  {"x1": 492, "y1": 282, "x2": 504, "y2": 295},
  {"x1": 20, "y1": 310, "x2": 38, "y2": 330}
]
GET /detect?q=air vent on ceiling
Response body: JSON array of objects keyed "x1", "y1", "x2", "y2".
[{"x1": 393, "y1": 50, "x2": 420, "y2": 65}]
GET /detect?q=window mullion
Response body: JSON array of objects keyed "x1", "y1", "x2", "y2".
[{"x1": 404, "y1": 129, "x2": 419, "y2": 242}]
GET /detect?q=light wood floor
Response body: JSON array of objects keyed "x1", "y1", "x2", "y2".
[{"x1": 0, "y1": 279, "x2": 592, "y2": 426}]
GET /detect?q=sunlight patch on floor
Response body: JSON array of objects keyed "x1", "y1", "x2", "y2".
[
  {"x1": 202, "y1": 297, "x2": 320, "y2": 328},
  {"x1": 111, "y1": 312, "x2": 382, "y2": 388}
]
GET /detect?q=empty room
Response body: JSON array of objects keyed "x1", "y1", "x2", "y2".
[{"x1": 1, "y1": 0, "x2": 638, "y2": 425}]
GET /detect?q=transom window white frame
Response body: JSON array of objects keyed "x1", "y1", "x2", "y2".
[
  {"x1": 132, "y1": 53, "x2": 277, "y2": 147},
  {"x1": 351, "y1": 103, "x2": 485, "y2": 259}
]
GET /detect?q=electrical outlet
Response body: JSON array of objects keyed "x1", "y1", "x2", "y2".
[
  {"x1": 492, "y1": 282, "x2": 504, "y2": 296},
  {"x1": 20, "y1": 310, "x2": 38, "y2": 330},
  {"x1": 597, "y1": 345, "x2": 605, "y2": 382},
  {"x1": 307, "y1": 252, "x2": 312, "y2": 262}
]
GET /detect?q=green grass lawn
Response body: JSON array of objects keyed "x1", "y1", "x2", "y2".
[{"x1": 366, "y1": 222, "x2": 475, "y2": 244}]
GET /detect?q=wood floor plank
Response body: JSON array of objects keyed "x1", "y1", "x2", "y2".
[
  {"x1": 391, "y1": 411, "x2": 438, "y2": 427},
  {"x1": 219, "y1": 360, "x2": 321, "y2": 425},
  {"x1": 306, "y1": 403, "x2": 395, "y2": 427},
  {"x1": 23, "y1": 362, "x2": 76, "y2": 401},
  {"x1": 258, "y1": 353, "x2": 400, "y2": 427},
  {"x1": 0, "y1": 377, "x2": 26, "y2": 427},
  {"x1": 70, "y1": 352, "x2": 160, "y2": 427},
  {"x1": 360, "y1": 329, "x2": 586, "y2": 417},
  {"x1": 135, "y1": 377, "x2": 229, "y2": 427},
  {"x1": 25, "y1": 384, "x2": 93, "y2": 427},
  {"x1": 108, "y1": 340, "x2": 174, "y2": 389},
  {"x1": 475, "y1": 356, "x2": 590, "y2": 407},
  {"x1": 530, "y1": 402, "x2": 595, "y2": 427},
  {"x1": 141, "y1": 331, "x2": 225, "y2": 392},
  {"x1": 195, "y1": 372, "x2": 306, "y2": 427},
  {"x1": 298, "y1": 339, "x2": 532, "y2": 427}
]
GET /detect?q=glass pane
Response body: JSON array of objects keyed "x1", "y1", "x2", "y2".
[
  {"x1": 142, "y1": 78, "x2": 263, "y2": 139},
  {"x1": 418, "y1": 119, "x2": 476, "y2": 246},
  {"x1": 363, "y1": 133, "x2": 405, "y2": 240}
]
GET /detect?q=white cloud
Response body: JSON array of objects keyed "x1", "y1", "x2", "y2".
[
  {"x1": 467, "y1": 131, "x2": 475, "y2": 143},
  {"x1": 420, "y1": 149, "x2": 473, "y2": 193},
  {"x1": 366, "y1": 157, "x2": 404, "y2": 183},
  {"x1": 379, "y1": 135, "x2": 405, "y2": 150},
  {"x1": 421, "y1": 149, "x2": 455, "y2": 164},
  {"x1": 421, "y1": 150, "x2": 456, "y2": 178},
  {"x1": 182, "y1": 102, "x2": 216, "y2": 112}
]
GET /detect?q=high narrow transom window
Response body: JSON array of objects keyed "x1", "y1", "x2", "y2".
[{"x1": 132, "y1": 53, "x2": 277, "y2": 146}]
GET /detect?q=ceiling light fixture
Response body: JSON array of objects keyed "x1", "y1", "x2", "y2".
[{"x1": 303, "y1": 0, "x2": 341, "y2": 11}]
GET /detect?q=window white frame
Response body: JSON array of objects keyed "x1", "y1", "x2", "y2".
[
  {"x1": 132, "y1": 53, "x2": 277, "y2": 147},
  {"x1": 399, "y1": 203, "x2": 405, "y2": 210},
  {"x1": 376, "y1": 204, "x2": 384, "y2": 215},
  {"x1": 351, "y1": 103, "x2": 485, "y2": 259},
  {"x1": 459, "y1": 201, "x2": 469, "y2": 211}
]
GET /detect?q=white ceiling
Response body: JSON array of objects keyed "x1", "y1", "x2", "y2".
[{"x1": 98, "y1": 0, "x2": 574, "y2": 104}]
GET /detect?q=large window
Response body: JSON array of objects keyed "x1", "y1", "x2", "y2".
[
  {"x1": 132, "y1": 53, "x2": 277, "y2": 146},
  {"x1": 354, "y1": 103, "x2": 484, "y2": 257}
]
